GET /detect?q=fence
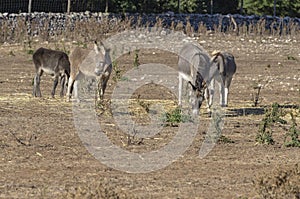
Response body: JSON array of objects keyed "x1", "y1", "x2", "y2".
[{"x1": 0, "y1": 0, "x2": 103, "y2": 14}]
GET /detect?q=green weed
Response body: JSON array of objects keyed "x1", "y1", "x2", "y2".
[
  {"x1": 161, "y1": 107, "x2": 191, "y2": 127},
  {"x1": 8, "y1": 50, "x2": 15, "y2": 56},
  {"x1": 256, "y1": 103, "x2": 286, "y2": 145},
  {"x1": 256, "y1": 124, "x2": 274, "y2": 145},
  {"x1": 218, "y1": 135, "x2": 235, "y2": 144},
  {"x1": 284, "y1": 113, "x2": 300, "y2": 147},
  {"x1": 287, "y1": 55, "x2": 297, "y2": 61},
  {"x1": 112, "y1": 60, "x2": 122, "y2": 82},
  {"x1": 268, "y1": 103, "x2": 287, "y2": 124},
  {"x1": 27, "y1": 49, "x2": 34, "y2": 55},
  {"x1": 136, "y1": 95, "x2": 150, "y2": 113}
]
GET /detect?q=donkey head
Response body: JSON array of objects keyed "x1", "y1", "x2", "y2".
[
  {"x1": 188, "y1": 73, "x2": 206, "y2": 115},
  {"x1": 94, "y1": 41, "x2": 111, "y2": 76}
]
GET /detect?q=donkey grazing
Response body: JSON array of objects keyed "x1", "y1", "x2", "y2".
[
  {"x1": 66, "y1": 41, "x2": 112, "y2": 102},
  {"x1": 206, "y1": 51, "x2": 237, "y2": 107},
  {"x1": 178, "y1": 43, "x2": 212, "y2": 115},
  {"x1": 32, "y1": 47, "x2": 70, "y2": 98}
]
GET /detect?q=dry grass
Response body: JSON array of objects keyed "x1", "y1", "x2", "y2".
[
  {"x1": 255, "y1": 164, "x2": 300, "y2": 199},
  {"x1": 61, "y1": 177, "x2": 137, "y2": 199},
  {"x1": 1, "y1": 15, "x2": 299, "y2": 47}
]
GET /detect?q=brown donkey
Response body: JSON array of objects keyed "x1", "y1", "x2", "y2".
[{"x1": 32, "y1": 47, "x2": 70, "y2": 98}]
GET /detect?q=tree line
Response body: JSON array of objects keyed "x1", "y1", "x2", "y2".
[{"x1": 98, "y1": 0, "x2": 299, "y2": 17}]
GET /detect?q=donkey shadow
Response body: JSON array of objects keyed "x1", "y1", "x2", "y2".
[
  {"x1": 226, "y1": 104, "x2": 299, "y2": 117},
  {"x1": 226, "y1": 107, "x2": 265, "y2": 117}
]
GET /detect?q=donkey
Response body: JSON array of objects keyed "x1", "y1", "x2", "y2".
[
  {"x1": 206, "y1": 51, "x2": 237, "y2": 108},
  {"x1": 32, "y1": 47, "x2": 70, "y2": 98},
  {"x1": 178, "y1": 43, "x2": 213, "y2": 115},
  {"x1": 66, "y1": 41, "x2": 112, "y2": 102}
]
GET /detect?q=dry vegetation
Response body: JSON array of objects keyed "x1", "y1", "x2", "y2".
[{"x1": 1, "y1": 15, "x2": 299, "y2": 46}]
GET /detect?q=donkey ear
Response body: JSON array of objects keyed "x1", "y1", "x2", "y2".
[
  {"x1": 202, "y1": 81, "x2": 207, "y2": 89},
  {"x1": 94, "y1": 41, "x2": 106, "y2": 54},
  {"x1": 188, "y1": 81, "x2": 197, "y2": 91},
  {"x1": 210, "y1": 54, "x2": 218, "y2": 63},
  {"x1": 94, "y1": 41, "x2": 99, "y2": 54}
]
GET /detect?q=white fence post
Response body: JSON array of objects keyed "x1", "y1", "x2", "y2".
[
  {"x1": 28, "y1": 0, "x2": 32, "y2": 13},
  {"x1": 67, "y1": 0, "x2": 71, "y2": 14}
]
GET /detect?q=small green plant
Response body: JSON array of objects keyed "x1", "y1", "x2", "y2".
[
  {"x1": 27, "y1": 49, "x2": 34, "y2": 55},
  {"x1": 120, "y1": 76, "x2": 129, "y2": 81},
  {"x1": 61, "y1": 45, "x2": 70, "y2": 55},
  {"x1": 112, "y1": 60, "x2": 122, "y2": 82},
  {"x1": 256, "y1": 120, "x2": 275, "y2": 145},
  {"x1": 284, "y1": 113, "x2": 300, "y2": 147},
  {"x1": 256, "y1": 103, "x2": 286, "y2": 145},
  {"x1": 161, "y1": 107, "x2": 191, "y2": 127},
  {"x1": 218, "y1": 135, "x2": 235, "y2": 144},
  {"x1": 75, "y1": 41, "x2": 88, "y2": 49},
  {"x1": 287, "y1": 55, "x2": 297, "y2": 61},
  {"x1": 8, "y1": 50, "x2": 15, "y2": 56},
  {"x1": 136, "y1": 95, "x2": 150, "y2": 113},
  {"x1": 133, "y1": 49, "x2": 140, "y2": 69},
  {"x1": 82, "y1": 43, "x2": 88, "y2": 49},
  {"x1": 127, "y1": 127, "x2": 144, "y2": 146},
  {"x1": 269, "y1": 103, "x2": 287, "y2": 124}
]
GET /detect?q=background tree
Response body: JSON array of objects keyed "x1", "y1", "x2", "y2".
[
  {"x1": 244, "y1": 0, "x2": 300, "y2": 17},
  {"x1": 213, "y1": 0, "x2": 239, "y2": 14}
]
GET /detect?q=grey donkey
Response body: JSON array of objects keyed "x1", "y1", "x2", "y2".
[
  {"x1": 66, "y1": 41, "x2": 112, "y2": 102},
  {"x1": 32, "y1": 47, "x2": 70, "y2": 98},
  {"x1": 178, "y1": 43, "x2": 213, "y2": 115},
  {"x1": 206, "y1": 51, "x2": 237, "y2": 108}
]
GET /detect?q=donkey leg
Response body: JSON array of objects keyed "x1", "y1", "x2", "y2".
[
  {"x1": 73, "y1": 73, "x2": 85, "y2": 102},
  {"x1": 64, "y1": 74, "x2": 69, "y2": 93},
  {"x1": 97, "y1": 79, "x2": 103, "y2": 101},
  {"x1": 99, "y1": 75, "x2": 110, "y2": 100},
  {"x1": 66, "y1": 76, "x2": 74, "y2": 102},
  {"x1": 208, "y1": 79, "x2": 215, "y2": 108},
  {"x1": 224, "y1": 87, "x2": 229, "y2": 107},
  {"x1": 73, "y1": 80, "x2": 80, "y2": 102},
  {"x1": 204, "y1": 87, "x2": 211, "y2": 113},
  {"x1": 100, "y1": 82, "x2": 106, "y2": 100},
  {"x1": 218, "y1": 81, "x2": 226, "y2": 107},
  {"x1": 178, "y1": 74, "x2": 183, "y2": 106},
  {"x1": 51, "y1": 75, "x2": 59, "y2": 98},
  {"x1": 33, "y1": 73, "x2": 42, "y2": 97},
  {"x1": 224, "y1": 77, "x2": 232, "y2": 107},
  {"x1": 32, "y1": 74, "x2": 37, "y2": 97},
  {"x1": 59, "y1": 75, "x2": 65, "y2": 97}
]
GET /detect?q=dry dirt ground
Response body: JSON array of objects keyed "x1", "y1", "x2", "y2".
[{"x1": 0, "y1": 33, "x2": 299, "y2": 199}]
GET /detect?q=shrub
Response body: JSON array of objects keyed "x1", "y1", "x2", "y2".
[
  {"x1": 284, "y1": 113, "x2": 300, "y2": 147},
  {"x1": 256, "y1": 103, "x2": 287, "y2": 145},
  {"x1": 161, "y1": 107, "x2": 191, "y2": 127}
]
